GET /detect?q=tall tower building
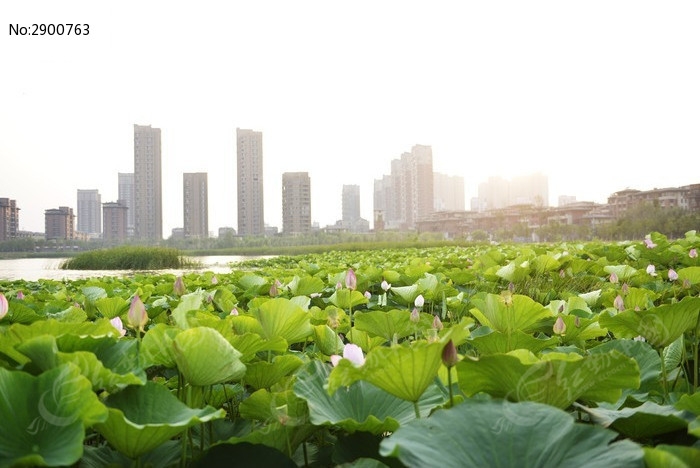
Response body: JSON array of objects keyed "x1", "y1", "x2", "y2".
[
  {"x1": 45, "y1": 207, "x2": 75, "y2": 240},
  {"x1": 103, "y1": 201, "x2": 128, "y2": 243},
  {"x1": 118, "y1": 173, "x2": 135, "y2": 237},
  {"x1": 282, "y1": 172, "x2": 311, "y2": 234},
  {"x1": 237, "y1": 128, "x2": 264, "y2": 236},
  {"x1": 77, "y1": 189, "x2": 101, "y2": 235},
  {"x1": 133, "y1": 124, "x2": 162, "y2": 241},
  {"x1": 434, "y1": 173, "x2": 465, "y2": 212},
  {"x1": 183, "y1": 172, "x2": 209, "y2": 238},
  {"x1": 0, "y1": 198, "x2": 20, "y2": 242},
  {"x1": 342, "y1": 185, "x2": 361, "y2": 223}
]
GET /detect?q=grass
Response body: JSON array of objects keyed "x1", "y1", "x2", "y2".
[{"x1": 61, "y1": 246, "x2": 190, "y2": 270}]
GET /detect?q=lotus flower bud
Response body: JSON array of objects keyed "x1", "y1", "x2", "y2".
[
  {"x1": 345, "y1": 269, "x2": 357, "y2": 290},
  {"x1": 336, "y1": 281, "x2": 342, "y2": 290},
  {"x1": 173, "y1": 276, "x2": 185, "y2": 296},
  {"x1": 668, "y1": 269, "x2": 678, "y2": 281},
  {"x1": 342, "y1": 343, "x2": 365, "y2": 366},
  {"x1": 330, "y1": 354, "x2": 341, "y2": 367},
  {"x1": 433, "y1": 315, "x2": 443, "y2": 331},
  {"x1": 381, "y1": 280, "x2": 390, "y2": 291},
  {"x1": 559, "y1": 269, "x2": 565, "y2": 279},
  {"x1": 110, "y1": 317, "x2": 126, "y2": 337},
  {"x1": 690, "y1": 248, "x2": 698, "y2": 259},
  {"x1": 609, "y1": 272, "x2": 618, "y2": 284},
  {"x1": 614, "y1": 295, "x2": 625, "y2": 311},
  {"x1": 230, "y1": 307, "x2": 239, "y2": 316},
  {"x1": 74, "y1": 302, "x2": 81, "y2": 309},
  {"x1": 410, "y1": 307, "x2": 420, "y2": 323},
  {"x1": 574, "y1": 316, "x2": 581, "y2": 328},
  {"x1": 553, "y1": 316, "x2": 567, "y2": 335},
  {"x1": 414, "y1": 294, "x2": 425, "y2": 308},
  {"x1": 683, "y1": 279, "x2": 691, "y2": 289},
  {"x1": 211, "y1": 276, "x2": 218, "y2": 285},
  {"x1": 270, "y1": 282, "x2": 279, "y2": 297},
  {"x1": 634, "y1": 306, "x2": 641, "y2": 311},
  {"x1": 0, "y1": 293, "x2": 8, "y2": 320},
  {"x1": 621, "y1": 283, "x2": 629, "y2": 294},
  {"x1": 646, "y1": 264, "x2": 657, "y2": 277},
  {"x1": 275, "y1": 279, "x2": 283, "y2": 287},
  {"x1": 364, "y1": 291, "x2": 371, "y2": 300},
  {"x1": 127, "y1": 295, "x2": 148, "y2": 330},
  {"x1": 508, "y1": 282, "x2": 515, "y2": 293},
  {"x1": 442, "y1": 340, "x2": 459, "y2": 367},
  {"x1": 206, "y1": 294, "x2": 213, "y2": 304},
  {"x1": 644, "y1": 237, "x2": 657, "y2": 249},
  {"x1": 633, "y1": 335, "x2": 646, "y2": 342},
  {"x1": 17, "y1": 291, "x2": 24, "y2": 300},
  {"x1": 558, "y1": 303, "x2": 564, "y2": 313}
]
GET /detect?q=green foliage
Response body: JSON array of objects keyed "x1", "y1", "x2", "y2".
[{"x1": 61, "y1": 246, "x2": 186, "y2": 270}]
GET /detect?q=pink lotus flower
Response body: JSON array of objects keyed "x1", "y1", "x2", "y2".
[
  {"x1": 230, "y1": 307, "x2": 239, "y2": 316},
  {"x1": 211, "y1": 276, "x2": 218, "y2": 285},
  {"x1": 173, "y1": 276, "x2": 185, "y2": 296},
  {"x1": 0, "y1": 293, "x2": 8, "y2": 321},
  {"x1": 553, "y1": 317, "x2": 567, "y2": 335},
  {"x1": 335, "y1": 282, "x2": 342, "y2": 290},
  {"x1": 646, "y1": 264, "x2": 657, "y2": 277},
  {"x1": 410, "y1": 307, "x2": 420, "y2": 323},
  {"x1": 269, "y1": 282, "x2": 278, "y2": 297},
  {"x1": 609, "y1": 272, "x2": 618, "y2": 284},
  {"x1": 381, "y1": 280, "x2": 390, "y2": 291},
  {"x1": 644, "y1": 238, "x2": 657, "y2": 249},
  {"x1": 690, "y1": 248, "x2": 698, "y2": 259},
  {"x1": 345, "y1": 269, "x2": 357, "y2": 291},
  {"x1": 17, "y1": 291, "x2": 24, "y2": 300},
  {"x1": 614, "y1": 295, "x2": 625, "y2": 311},
  {"x1": 330, "y1": 343, "x2": 365, "y2": 367},
  {"x1": 110, "y1": 317, "x2": 126, "y2": 337},
  {"x1": 621, "y1": 283, "x2": 629, "y2": 294},
  {"x1": 275, "y1": 279, "x2": 282, "y2": 287},
  {"x1": 668, "y1": 269, "x2": 678, "y2": 281},
  {"x1": 127, "y1": 295, "x2": 148, "y2": 331},
  {"x1": 432, "y1": 315, "x2": 443, "y2": 331},
  {"x1": 363, "y1": 291, "x2": 371, "y2": 300},
  {"x1": 414, "y1": 295, "x2": 425, "y2": 308}
]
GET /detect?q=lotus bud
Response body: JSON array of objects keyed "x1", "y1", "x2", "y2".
[
  {"x1": 0, "y1": 293, "x2": 8, "y2": 320},
  {"x1": 441, "y1": 340, "x2": 459, "y2": 367},
  {"x1": 330, "y1": 354, "x2": 341, "y2": 367},
  {"x1": 574, "y1": 316, "x2": 581, "y2": 328},
  {"x1": 230, "y1": 307, "x2": 239, "y2": 316},
  {"x1": 345, "y1": 269, "x2": 357, "y2": 290},
  {"x1": 414, "y1": 294, "x2": 425, "y2": 308},
  {"x1": 17, "y1": 291, "x2": 24, "y2": 300},
  {"x1": 74, "y1": 302, "x2": 81, "y2": 309},
  {"x1": 127, "y1": 295, "x2": 148, "y2": 330},
  {"x1": 558, "y1": 303, "x2": 564, "y2": 313},
  {"x1": 621, "y1": 282, "x2": 629, "y2": 294},
  {"x1": 275, "y1": 279, "x2": 283, "y2": 287},
  {"x1": 633, "y1": 335, "x2": 646, "y2": 342},
  {"x1": 613, "y1": 295, "x2": 625, "y2": 311},
  {"x1": 336, "y1": 281, "x2": 342, "y2": 290},
  {"x1": 433, "y1": 315, "x2": 443, "y2": 331},
  {"x1": 173, "y1": 276, "x2": 185, "y2": 296},
  {"x1": 343, "y1": 343, "x2": 365, "y2": 366},
  {"x1": 690, "y1": 248, "x2": 698, "y2": 259},
  {"x1": 644, "y1": 238, "x2": 657, "y2": 249},
  {"x1": 683, "y1": 279, "x2": 691, "y2": 289},
  {"x1": 381, "y1": 280, "x2": 390, "y2": 291},
  {"x1": 508, "y1": 282, "x2": 515, "y2": 293},
  {"x1": 110, "y1": 317, "x2": 126, "y2": 337},
  {"x1": 211, "y1": 276, "x2": 218, "y2": 285},
  {"x1": 364, "y1": 291, "x2": 371, "y2": 300},
  {"x1": 269, "y1": 282, "x2": 278, "y2": 297},
  {"x1": 553, "y1": 316, "x2": 567, "y2": 335},
  {"x1": 410, "y1": 307, "x2": 420, "y2": 323},
  {"x1": 634, "y1": 306, "x2": 641, "y2": 311},
  {"x1": 646, "y1": 264, "x2": 657, "y2": 277},
  {"x1": 609, "y1": 272, "x2": 618, "y2": 284},
  {"x1": 206, "y1": 294, "x2": 213, "y2": 304},
  {"x1": 559, "y1": 269, "x2": 565, "y2": 279},
  {"x1": 668, "y1": 269, "x2": 678, "y2": 281}
]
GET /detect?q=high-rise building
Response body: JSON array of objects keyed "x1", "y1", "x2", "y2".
[
  {"x1": 0, "y1": 198, "x2": 20, "y2": 241},
  {"x1": 133, "y1": 124, "x2": 162, "y2": 241},
  {"x1": 282, "y1": 172, "x2": 311, "y2": 234},
  {"x1": 77, "y1": 189, "x2": 101, "y2": 235},
  {"x1": 103, "y1": 201, "x2": 128, "y2": 243},
  {"x1": 183, "y1": 172, "x2": 209, "y2": 238},
  {"x1": 45, "y1": 206, "x2": 75, "y2": 240},
  {"x1": 434, "y1": 173, "x2": 465, "y2": 212},
  {"x1": 476, "y1": 173, "x2": 549, "y2": 211},
  {"x1": 342, "y1": 185, "x2": 361, "y2": 223},
  {"x1": 118, "y1": 173, "x2": 135, "y2": 237},
  {"x1": 237, "y1": 128, "x2": 264, "y2": 236}
]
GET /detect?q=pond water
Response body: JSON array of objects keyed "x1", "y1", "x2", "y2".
[{"x1": 0, "y1": 255, "x2": 275, "y2": 281}]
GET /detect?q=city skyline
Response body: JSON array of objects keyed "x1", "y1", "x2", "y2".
[{"x1": 2, "y1": 1, "x2": 699, "y2": 235}]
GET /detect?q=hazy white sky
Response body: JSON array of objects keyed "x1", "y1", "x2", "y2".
[{"x1": 2, "y1": 1, "x2": 699, "y2": 235}]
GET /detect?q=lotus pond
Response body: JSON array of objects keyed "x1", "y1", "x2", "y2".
[{"x1": 1, "y1": 231, "x2": 699, "y2": 467}]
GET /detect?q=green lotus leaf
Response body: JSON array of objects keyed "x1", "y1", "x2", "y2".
[
  {"x1": 94, "y1": 381, "x2": 225, "y2": 459},
  {"x1": 457, "y1": 350, "x2": 640, "y2": 408},
  {"x1": 328, "y1": 289, "x2": 369, "y2": 310},
  {"x1": 495, "y1": 262, "x2": 529, "y2": 282},
  {"x1": 599, "y1": 297, "x2": 700, "y2": 348},
  {"x1": 288, "y1": 276, "x2": 325, "y2": 296},
  {"x1": 604, "y1": 265, "x2": 639, "y2": 281},
  {"x1": 354, "y1": 309, "x2": 424, "y2": 342},
  {"x1": 140, "y1": 324, "x2": 181, "y2": 368},
  {"x1": 4, "y1": 301, "x2": 42, "y2": 324},
  {"x1": 45, "y1": 306, "x2": 87, "y2": 323},
  {"x1": 237, "y1": 274, "x2": 269, "y2": 294},
  {"x1": 328, "y1": 342, "x2": 444, "y2": 402},
  {"x1": 677, "y1": 267, "x2": 700, "y2": 285},
  {"x1": 532, "y1": 254, "x2": 561, "y2": 273},
  {"x1": 245, "y1": 355, "x2": 304, "y2": 390},
  {"x1": 470, "y1": 329, "x2": 558, "y2": 354},
  {"x1": 0, "y1": 364, "x2": 108, "y2": 467},
  {"x1": 470, "y1": 293, "x2": 552, "y2": 334},
  {"x1": 294, "y1": 361, "x2": 446, "y2": 434},
  {"x1": 389, "y1": 285, "x2": 419, "y2": 305},
  {"x1": 81, "y1": 441, "x2": 181, "y2": 468},
  {"x1": 675, "y1": 392, "x2": 700, "y2": 415},
  {"x1": 224, "y1": 422, "x2": 317, "y2": 458},
  {"x1": 346, "y1": 328, "x2": 387, "y2": 353},
  {"x1": 226, "y1": 332, "x2": 288, "y2": 362},
  {"x1": 379, "y1": 400, "x2": 643, "y2": 468},
  {"x1": 239, "y1": 389, "x2": 308, "y2": 422},
  {"x1": 578, "y1": 401, "x2": 694, "y2": 438},
  {"x1": 579, "y1": 289, "x2": 602, "y2": 307},
  {"x1": 251, "y1": 298, "x2": 312, "y2": 344},
  {"x1": 212, "y1": 287, "x2": 237, "y2": 314},
  {"x1": 172, "y1": 327, "x2": 246, "y2": 386},
  {"x1": 644, "y1": 445, "x2": 700, "y2": 468},
  {"x1": 192, "y1": 443, "x2": 296, "y2": 468},
  {"x1": 94, "y1": 297, "x2": 129, "y2": 319},
  {"x1": 313, "y1": 325, "x2": 344, "y2": 356},
  {"x1": 555, "y1": 315, "x2": 608, "y2": 345},
  {"x1": 171, "y1": 291, "x2": 204, "y2": 329}
]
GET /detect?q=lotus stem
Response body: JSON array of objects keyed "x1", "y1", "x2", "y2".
[
  {"x1": 413, "y1": 401, "x2": 421, "y2": 419},
  {"x1": 660, "y1": 349, "x2": 669, "y2": 402},
  {"x1": 694, "y1": 313, "x2": 700, "y2": 393},
  {"x1": 303, "y1": 442, "x2": 309, "y2": 468},
  {"x1": 447, "y1": 367, "x2": 454, "y2": 408}
]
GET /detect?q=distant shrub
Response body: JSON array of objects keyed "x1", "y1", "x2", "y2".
[{"x1": 61, "y1": 246, "x2": 187, "y2": 270}]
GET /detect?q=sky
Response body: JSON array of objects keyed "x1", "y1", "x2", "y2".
[{"x1": 2, "y1": 1, "x2": 699, "y2": 236}]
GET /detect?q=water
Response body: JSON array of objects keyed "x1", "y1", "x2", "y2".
[{"x1": 0, "y1": 255, "x2": 275, "y2": 281}]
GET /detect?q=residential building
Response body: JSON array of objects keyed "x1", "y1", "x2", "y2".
[
  {"x1": 133, "y1": 124, "x2": 162, "y2": 241},
  {"x1": 118, "y1": 173, "x2": 135, "y2": 237},
  {"x1": 476, "y1": 173, "x2": 549, "y2": 211},
  {"x1": 171, "y1": 228, "x2": 185, "y2": 239},
  {"x1": 0, "y1": 198, "x2": 20, "y2": 241},
  {"x1": 183, "y1": 172, "x2": 208, "y2": 238},
  {"x1": 237, "y1": 128, "x2": 264, "y2": 236},
  {"x1": 558, "y1": 195, "x2": 577, "y2": 207},
  {"x1": 342, "y1": 185, "x2": 361, "y2": 223},
  {"x1": 45, "y1": 207, "x2": 75, "y2": 240},
  {"x1": 77, "y1": 189, "x2": 101, "y2": 236},
  {"x1": 103, "y1": 201, "x2": 128, "y2": 243},
  {"x1": 608, "y1": 185, "x2": 699, "y2": 217},
  {"x1": 434, "y1": 173, "x2": 465, "y2": 211},
  {"x1": 282, "y1": 172, "x2": 311, "y2": 234}
]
